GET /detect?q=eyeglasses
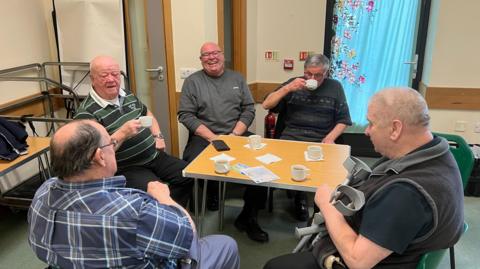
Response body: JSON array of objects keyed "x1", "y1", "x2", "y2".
[
  {"x1": 200, "y1": 50, "x2": 223, "y2": 58},
  {"x1": 99, "y1": 139, "x2": 118, "y2": 149},
  {"x1": 90, "y1": 139, "x2": 118, "y2": 160},
  {"x1": 97, "y1": 71, "x2": 121, "y2": 79},
  {"x1": 304, "y1": 71, "x2": 326, "y2": 79}
]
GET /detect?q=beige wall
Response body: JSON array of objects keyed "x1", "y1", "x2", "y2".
[
  {"x1": 422, "y1": 0, "x2": 480, "y2": 143},
  {"x1": 0, "y1": 0, "x2": 56, "y2": 103},
  {"x1": 171, "y1": 0, "x2": 218, "y2": 92},
  {"x1": 247, "y1": 0, "x2": 327, "y2": 84},
  {"x1": 428, "y1": 0, "x2": 480, "y2": 87}
]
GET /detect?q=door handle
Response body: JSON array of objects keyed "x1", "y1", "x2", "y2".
[
  {"x1": 404, "y1": 53, "x2": 418, "y2": 66},
  {"x1": 145, "y1": 66, "x2": 164, "y2": 73},
  {"x1": 145, "y1": 66, "x2": 164, "y2": 81},
  {"x1": 404, "y1": 54, "x2": 418, "y2": 79}
]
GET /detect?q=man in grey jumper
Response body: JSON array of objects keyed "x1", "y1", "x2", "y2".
[{"x1": 178, "y1": 42, "x2": 269, "y2": 243}]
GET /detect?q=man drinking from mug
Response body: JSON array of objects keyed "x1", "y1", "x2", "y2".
[
  {"x1": 262, "y1": 54, "x2": 352, "y2": 221},
  {"x1": 74, "y1": 55, "x2": 192, "y2": 206}
]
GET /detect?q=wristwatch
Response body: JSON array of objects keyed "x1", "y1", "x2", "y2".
[{"x1": 153, "y1": 133, "x2": 164, "y2": 139}]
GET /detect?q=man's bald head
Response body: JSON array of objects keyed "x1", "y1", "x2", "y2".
[
  {"x1": 369, "y1": 87, "x2": 430, "y2": 129},
  {"x1": 89, "y1": 55, "x2": 121, "y2": 100},
  {"x1": 51, "y1": 120, "x2": 112, "y2": 179}
]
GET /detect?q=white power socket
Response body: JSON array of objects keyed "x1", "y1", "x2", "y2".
[
  {"x1": 180, "y1": 68, "x2": 197, "y2": 79},
  {"x1": 474, "y1": 121, "x2": 480, "y2": 133}
]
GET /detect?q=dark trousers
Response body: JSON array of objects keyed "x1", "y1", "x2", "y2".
[
  {"x1": 183, "y1": 134, "x2": 267, "y2": 213},
  {"x1": 117, "y1": 150, "x2": 193, "y2": 207},
  {"x1": 264, "y1": 251, "x2": 320, "y2": 269}
]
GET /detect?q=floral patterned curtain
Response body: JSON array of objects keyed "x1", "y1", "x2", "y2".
[{"x1": 330, "y1": 0, "x2": 419, "y2": 128}]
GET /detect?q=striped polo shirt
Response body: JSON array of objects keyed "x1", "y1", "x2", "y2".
[{"x1": 74, "y1": 88, "x2": 158, "y2": 168}]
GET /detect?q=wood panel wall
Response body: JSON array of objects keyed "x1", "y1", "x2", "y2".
[{"x1": 422, "y1": 82, "x2": 480, "y2": 110}]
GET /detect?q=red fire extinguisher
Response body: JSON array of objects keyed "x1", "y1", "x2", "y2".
[{"x1": 264, "y1": 111, "x2": 276, "y2": 138}]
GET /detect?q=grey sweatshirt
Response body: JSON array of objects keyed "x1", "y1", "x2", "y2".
[{"x1": 178, "y1": 69, "x2": 255, "y2": 134}]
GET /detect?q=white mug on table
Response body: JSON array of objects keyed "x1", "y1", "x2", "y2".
[
  {"x1": 214, "y1": 159, "x2": 230, "y2": 174},
  {"x1": 291, "y1": 164, "x2": 310, "y2": 181},
  {"x1": 248, "y1": 134, "x2": 262, "y2": 150},
  {"x1": 307, "y1": 145, "x2": 323, "y2": 160}
]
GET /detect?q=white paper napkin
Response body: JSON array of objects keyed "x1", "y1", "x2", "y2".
[
  {"x1": 209, "y1": 153, "x2": 236, "y2": 162},
  {"x1": 304, "y1": 151, "x2": 324, "y2": 162},
  {"x1": 241, "y1": 166, "x2": 280, "y2": 183},
  {"x1": 243, "y1": 143, "x2": 267, "y2": 150},
  {"x1": 256, "y1": 153, "x2": 282, "y2": 164}
]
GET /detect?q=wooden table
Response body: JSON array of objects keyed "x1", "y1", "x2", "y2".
[
  {"x1": 183, "y1": 135, "x2": 351, "y2": 232},
  {"x1": 0, "y1": 137, "x2": 51, "y2": 199}
]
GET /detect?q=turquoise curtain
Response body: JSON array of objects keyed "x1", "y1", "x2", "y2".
[{"x1": 330, "y1": 0, "x2": 419, "y2": 129}]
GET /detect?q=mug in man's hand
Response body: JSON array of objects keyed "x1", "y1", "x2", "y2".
[
  {"x1": 305, "y1": 79, "x2": 318, "y2": 90},
  {"x1": 139, "y1": 116, "x2": 153, "y2": 128}
]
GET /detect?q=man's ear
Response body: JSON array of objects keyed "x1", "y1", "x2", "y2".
[
  {"x1": 91, "y1": 148, "x2": 107, "y2": 167},
  {"x1": 390, "y1": 119, "x2": 403, "y2": 141}
]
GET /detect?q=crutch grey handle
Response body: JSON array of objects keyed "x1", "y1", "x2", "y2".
[
  {"x1": 295, "y1": 225, "x2": 325, "y2": 238},
  {"x1": 330, "y1": 185, "x2": 365, "y2": 216}
]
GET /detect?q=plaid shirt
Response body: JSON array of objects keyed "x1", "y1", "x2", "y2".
[{"x1": 28, "y1": 176, "x2": 194, "y2": 269}]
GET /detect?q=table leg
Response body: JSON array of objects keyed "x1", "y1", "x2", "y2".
[
  {"x1": 37, "y1": 156, "x2": 48, "y2": 181},
  {"x1": 218, "y1": 181, "x2": 226, "y2": 231},
  {"x1": 194, "y1": 178, "x2": 199, "y2": 225},
  {"x1": 200, "y1": 179, "x2": 208, "y2": 236}
]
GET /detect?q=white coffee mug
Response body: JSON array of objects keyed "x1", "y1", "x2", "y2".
[
  {"x1": 307, "y1": 145, "x2": 323, "y2": 160},
  {"x1": 214, "y1": 159, "x2": 230, "y2": 174},
  {"x1": 248, "y1": 134, "x2": 262, "y2": 150},
  {"x1": 305, "y1": 79, "x2": 318, "y2": 90},
  {"x1": 139, "y1": 116, "x2": 153, "y2": 128},
  {"x1": 291, "y1": 164, "x2": 310, "y2": 181}
]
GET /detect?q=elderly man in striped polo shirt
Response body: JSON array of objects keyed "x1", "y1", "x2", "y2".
[{"x1": 74, "y1": 55, "x2": 192, "y2": 206}]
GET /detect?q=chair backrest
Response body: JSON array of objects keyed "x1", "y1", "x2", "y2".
[
  {"x1": 416, "y1": 222, "x2": 468, "y2": 269},
  {"x1": 434, "y1": 132, "x2": 475, "y2": 189}
]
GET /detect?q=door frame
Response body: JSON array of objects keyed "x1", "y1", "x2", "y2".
[
  {"x1": 218, "y1": 0, "x2": 247, "y2": 77},
  {"x1": 124, "y1": 0, "x2": 180, "y2": 157}
]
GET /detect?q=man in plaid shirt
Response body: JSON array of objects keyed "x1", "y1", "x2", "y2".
[{"x1": 28, "y1": 120, "x2": 239, "y2": 269}]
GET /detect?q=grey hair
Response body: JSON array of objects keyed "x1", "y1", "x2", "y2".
[
  {"x1": 370, "y1": 87, "x2": 430, "y2": 128},
  {"x1": 51, "y1": 121, "x2": 103, "y2": 178},
  {"x1": 304, "y1": 54, "x2": 330, "y2": 71}
]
